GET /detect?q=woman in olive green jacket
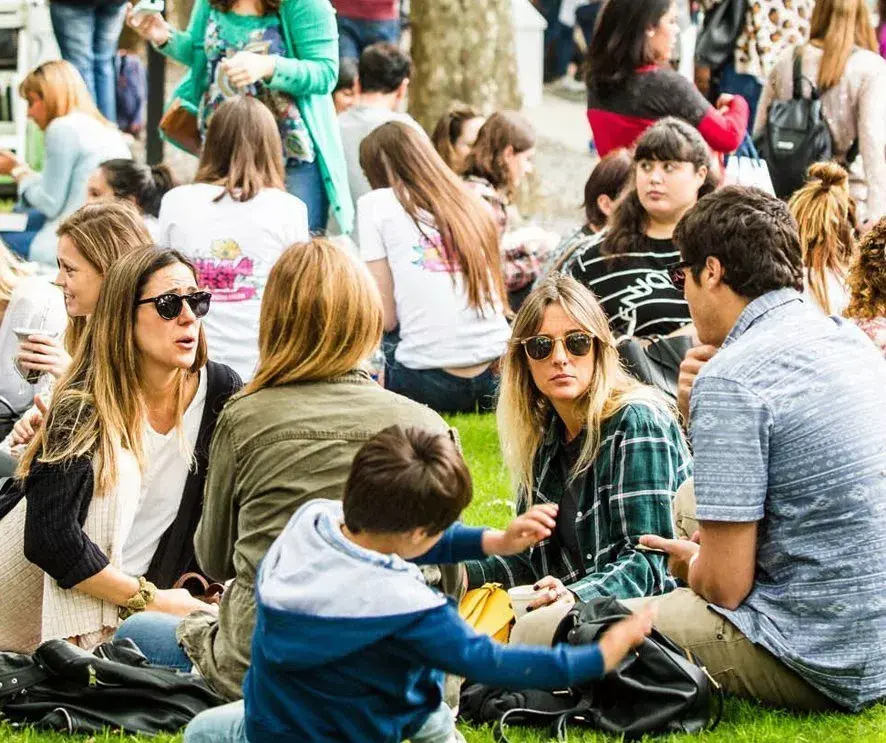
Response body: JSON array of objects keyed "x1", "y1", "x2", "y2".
[{"x1": 127, "y1": 0, "x2": 353, "y2": 233}]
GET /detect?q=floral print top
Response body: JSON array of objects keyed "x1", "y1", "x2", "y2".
[{"x1": 199, "y1": 9, "x2": 315, "y2": 164}]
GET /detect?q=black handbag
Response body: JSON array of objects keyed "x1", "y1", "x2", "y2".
[
  {"x1": 0, "y1": 395, "x2": 24, "y2": 442},
  {"x1": 0, "y1": 638, "x2": 224, "y2": 735},
  {"x1": 695, "y1": 0, "x2": 747, "y2": 71},
  {"x1": 617, "y1": 335, "x2": 693, "y2": 403},
  {"x1": 460, "y1": 597, "x2": 723, "y2": 742}
]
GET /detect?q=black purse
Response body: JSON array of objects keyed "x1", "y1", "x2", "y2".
[
  {"x1": 0, "y1": 638, "x2": 224, "y2": 734},
  {"x1": 617, "y1": 335, "x2": 693, "y2": 403},
  {"x1": 460, "y1": 597, "x2": 723, "y2": 742},
  {"x1": 695, "y1": 0, "x2": 747, "y2": 71},
  {"x1": 0, "y1": 395, "x2": 23, "y2": 442}
]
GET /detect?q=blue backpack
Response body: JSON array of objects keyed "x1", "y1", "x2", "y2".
[{"x1": 115, "y1": 50, "x2": 146, "y2": 135}]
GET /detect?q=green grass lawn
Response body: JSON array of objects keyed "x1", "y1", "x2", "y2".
[{"x1": 2, "y1": 413, "x2": 884, "y2": 742}]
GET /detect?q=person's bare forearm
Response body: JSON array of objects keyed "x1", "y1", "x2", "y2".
[{"x1": 74, "y1": 566, "x2": 140, "y2": 606}]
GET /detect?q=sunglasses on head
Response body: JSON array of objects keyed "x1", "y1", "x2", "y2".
[
  {"x1": 520, "y1": 331, "x2": 595, "y2": 361},
  {"x1": 136, "y1": 291, "x2": 212, "y2": 321},
  {"x1": 667, "y1": 260, "x2": 693, "y2": 292}
]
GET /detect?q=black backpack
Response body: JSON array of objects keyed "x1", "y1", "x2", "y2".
[
  {"x1": 459, "y1": 597, "x2": 723, "y2": 742},
  {"x1": 756, "y1": 48, "x2": 857, "y2": 199},
  {"x1": 0, "y1": 638, "x2": 223, "y2": 735}
]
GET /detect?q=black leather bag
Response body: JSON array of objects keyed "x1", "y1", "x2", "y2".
[
  {"x1": 0, "y1": 638, "x2": 223, "y2": 735},
  {"x1": 617, "y1": 335, "x2": 693, "y2": 403},
  {"x1": 460, "y1": 597, "x2": 722, "y2": 742},
  {"x1": 695, "y1": 0, "x2": 747, "y2": 71}
]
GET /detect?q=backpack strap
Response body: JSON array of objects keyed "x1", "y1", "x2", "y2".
[{"x1": 792, "y1": 46, "x2": 820, "y2": 101}]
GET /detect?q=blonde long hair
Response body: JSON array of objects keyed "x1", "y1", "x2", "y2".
[
  {"x1": 810, "y1": 0, "x2": 878, "y2": 89},
  {"x1": 788, "y1": 162, "x2": 857, "y2": 315},
  {"x1": 19, "y1": 60, "x2": 110, "y2": 127},
  {"x1": 497, "y1": 274, "x2": 669, "y2": 495},
  {"x1": 56, "y1": 202, "x2": 153, "y2": 356},
  {"x1": 0, "y1": 243, "x2": 33, "y2": 305},
  {"x1": 17, "y1": 248, "x2": 208, "y2": 497},
  {"x1": 243, "y1": 238, "x2": 384, "y2": 394}
]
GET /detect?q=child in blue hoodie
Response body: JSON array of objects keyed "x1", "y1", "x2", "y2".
[{"x1": 184, "y1": 425, "x2": 656, "y2": 743}]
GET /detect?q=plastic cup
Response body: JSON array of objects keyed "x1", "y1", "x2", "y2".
[
  {"x1": 13, "y1": 328, "x2": 58, "y2": 384},
  {"x1": 508, "y1": 584, "x2": 541, "y2": 619}
]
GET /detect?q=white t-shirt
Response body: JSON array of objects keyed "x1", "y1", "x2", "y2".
[
  {"x1": 0, "y1": 276, "x2": 67, "y2": 411},
  {"x1": 121, "y1": 370, "x2": 208, "y2": 576},
  {"x1": 357, "y1": 188, "x2": 510, "y2": 370},
  {"x1": 158, "y1": 184, "x2": 310, "y2": 380}
]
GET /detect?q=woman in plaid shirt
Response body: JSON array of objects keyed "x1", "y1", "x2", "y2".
[{"x1": 465, "y1": 274, "x2": 691, "y2": 613}]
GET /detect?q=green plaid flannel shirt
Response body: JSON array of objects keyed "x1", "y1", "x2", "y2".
[{"x1": 466, "y1": 402, "x2": 692, "y2": 602}]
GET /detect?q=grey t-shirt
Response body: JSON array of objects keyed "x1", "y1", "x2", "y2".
[{"x1": 339, "y1": 105, "x2": 427, "y2": 228}]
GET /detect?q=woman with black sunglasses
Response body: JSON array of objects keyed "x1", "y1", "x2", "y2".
[
  {"x1": 465, "y1": 274, "x2": 691, "y2": 638},
  {"x1": 0, "y1": 247, "x2": 241, "y2": 652}
]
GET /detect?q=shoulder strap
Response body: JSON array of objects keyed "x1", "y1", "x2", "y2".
[{"x1": 792, "y1": 47, "x2": 805, "y2": 100}]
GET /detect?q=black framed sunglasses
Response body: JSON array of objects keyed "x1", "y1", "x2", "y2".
[
  {"x1": 520, "y1": 331, "x2": 595, "y2": 361},
  {"x1": 667, "y1": 260, "x2": 693, "y2": 292},
  {"x1": 136, "y1": 291, "x2": 212, "y2": 321}
]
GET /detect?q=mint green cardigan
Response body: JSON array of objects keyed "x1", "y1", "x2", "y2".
[{"x1": 158, "y1": 0, "x2": 354, "y2": 233}]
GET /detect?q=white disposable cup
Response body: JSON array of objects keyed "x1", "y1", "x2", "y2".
[{"x1": 508, "y1": 584, "x2": 541, "y2": 619}]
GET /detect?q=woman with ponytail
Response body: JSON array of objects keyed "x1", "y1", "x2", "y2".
[
  {"x1": 789, "y1": 162, "x2": 858, "y2": 316},
  {"x1": 88, "y1": 160, "x2": 177, "y2": 238}
]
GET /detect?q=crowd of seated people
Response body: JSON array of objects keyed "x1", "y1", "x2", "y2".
[{"x1": 0, "y1": 0, "x2": 885, "y2": 740}]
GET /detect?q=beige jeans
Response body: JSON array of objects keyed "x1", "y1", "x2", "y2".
[{"x1": 510, "y1": 481, "x2": 838, "y2": 712}]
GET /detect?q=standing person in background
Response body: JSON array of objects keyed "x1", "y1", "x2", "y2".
[
  {"x1": 87, "y1": 159, "x2": 177, "y2": 240},
  {"x1": 698, "y1": 0, "x2": 813, "y2": 128},
  {"x1": 332, "y1": 58, "x2": 359, "y2": 114},
  {"x1": 755, "y1": 0, "x2": 886, "y2": 224},
  {"x1": 331, "y1": 0, "x2": 400, "y2": 61},
  {"x1": 586, "y1": 0, "x2": 748, "y2": 158},
  {"x1": 845, "y1": 217, "x2": 886, "y2": 355},
  {"x1": 48, "y1": 0, "x2": 128, "y2": 121},
  {"x1": 0, "y1": 61, "x2": 130, "y2": 265},
  {"x1": 431, "y1": 104, "x2": 485, "y2": 174},
  {"x1": 358, "y1": 122, "x2": 510, "y2": 414},
  {"x1": 788, "y1": 163, "x2": 858, "y2": 316},
  {"x1": 339, "y1": 43, "x2": 424, "y2": 217},
  {"x1": 159, "y1": 97, "x2": 309, "y2": 382},
  {"x1": 127, "y1": 0, "x2": 351, "y2": 233}
]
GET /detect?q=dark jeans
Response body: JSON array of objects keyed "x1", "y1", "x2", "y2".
[
  {"x1": 540, "y1": 0, "x2": 574, "y2": 80},
  {"x1": 575, "y1": 2, "x2": 601, "y2": 47},
  {"x1": 49, "y1": 1, "x2": 128, "y2": 121},
  {"x1": 0, "y1": 208, "x2": 46, "y2": 260},
  {"x1": 716, "y1": 61, "x2": 763, "y2": 132},
  {"x1": 337, "y1": 16, "x2": 400, "y2": 60},
  {"x1": 385, "y1": 359, "x2": 498, "y2": 414},
  {"x1": 285, "y1": 159, "x2": 329, "y2": 233}
]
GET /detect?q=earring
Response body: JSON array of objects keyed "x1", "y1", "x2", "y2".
[{"x1": 647, "y1": 29, "x2": 656, "y2": 38}]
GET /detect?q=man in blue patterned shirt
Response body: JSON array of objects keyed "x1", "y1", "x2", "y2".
[{"x1": 639, "y1": 187, "x2": 886, "y2": 711}]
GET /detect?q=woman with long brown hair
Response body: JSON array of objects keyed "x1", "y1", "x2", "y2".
[
  {"x1": 158, "y1": 96, "x2": 309, "y2": 381},
  {"x1": 358, "y1": 121, "x2": 511, "y2": 413},
  {"x1": 431, "y1": 104, "x2": 485, "y2": 173},
  {"x1": 756, "y1": 0, "x2": 886, "y2": 222},
  {"x1": 0, "y1": 247, "x2": 241, "y2": 653},
  {"x1": 0, "y1": 60, "x2": 130, "y2": 264},
  {"x1": 114, "y1": 238, "x2": 452, "y2": 700},
  {"x1": 126, "y1": 0, "x2": 350, "y2": 232},
  {"x1": 789, "y1": 162, "x2": 857, "y2": 315}
]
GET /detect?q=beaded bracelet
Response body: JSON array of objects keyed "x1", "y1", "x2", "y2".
[{"x1": 118, "y1": 576, "x2": 158, "y2": 620}]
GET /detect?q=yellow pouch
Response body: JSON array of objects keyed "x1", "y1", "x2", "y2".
[{"x1": 458, "y1": 583, "x2": 514, "y2": 643}]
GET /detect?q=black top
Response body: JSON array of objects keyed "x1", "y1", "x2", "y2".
[
  {"x1": 568, "y1": 235, "x2": 691, "y2": 338},
  {"x1": 556, "y1": 432, "x2": 587, "y2": 578},
  {"x1": 10, "y1": 360, "x2": 242, "y2": 590}
]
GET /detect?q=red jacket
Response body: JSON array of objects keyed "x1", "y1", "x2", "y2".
[{"x1": 587, "y1": 66, "x2": 749, "y2": 156}]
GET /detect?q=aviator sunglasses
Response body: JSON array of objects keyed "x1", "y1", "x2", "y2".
[
  {"x1": 136, "y1": 291, "x2": 212, "y2": 321},
  {"x1": 520, "y1": 331, "x2": 595, "y2": 361},
  {"x1": 667, "y1": 260, "x2": 693, "y2": 292}
]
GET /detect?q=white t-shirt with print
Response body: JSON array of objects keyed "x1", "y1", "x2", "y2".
[
  {"x1": 158, "y1": 184, "x2": 310, "y2": 380},
  {"x1": 357, "y1": 188, "x2": 510, "y2": 370},
  {"x1": 121, "y1": 370, "x2": 207, "y2": 577}
]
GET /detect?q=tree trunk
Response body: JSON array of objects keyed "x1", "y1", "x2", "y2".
[{"x1": 409, "y1": 0, "x2": 522, "y2": 133}]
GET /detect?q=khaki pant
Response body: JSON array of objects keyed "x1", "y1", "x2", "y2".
[{"x1": 510, "y1": 481, "x2": 837, "y2": 713}]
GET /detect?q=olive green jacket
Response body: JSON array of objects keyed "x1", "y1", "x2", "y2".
[{"x1": 177, "y1": 371, "x2": 452, "y2": 700}]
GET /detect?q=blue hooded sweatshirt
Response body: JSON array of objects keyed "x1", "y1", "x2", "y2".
[{"x1": 244, "y1": 499, "x2": 605, "y2": 742}]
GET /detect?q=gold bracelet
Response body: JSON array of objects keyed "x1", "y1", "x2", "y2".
[{"x1": 118, "y1": 576, "x2": 158, "y2": 620}]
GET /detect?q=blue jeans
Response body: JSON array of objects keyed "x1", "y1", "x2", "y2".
[
  {"x1": 50, "y1": 1, "x2": 128, "y2": 122},
  {"x1": 336, "y1": 16, "x2": 400, "y2": 61},
  {"x1": 285, "y1": 159, "x2": 329, "y2": 233},
  {"x1": 717, "y1": 61, "x2": 763, "y2": 133},
  {"x1": 0, "y1": 207, "x2": 45, "y2": 260},
  {"x1": 184, "y1": 700, "x2": 455, "y2": 743},
  {"x1": 576, "y1": 2, "x2": 601, "y2": 47},
  {"x1": 115, "y1": 612, "x2": 192, "y2": 671},
  {"x1": 385, "y1": 358, "x2": 498, "y2": 414}
]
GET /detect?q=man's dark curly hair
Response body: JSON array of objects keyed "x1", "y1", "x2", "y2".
[{"x1": 673, "y1": 186, "x2": 804, "y2": 299}]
